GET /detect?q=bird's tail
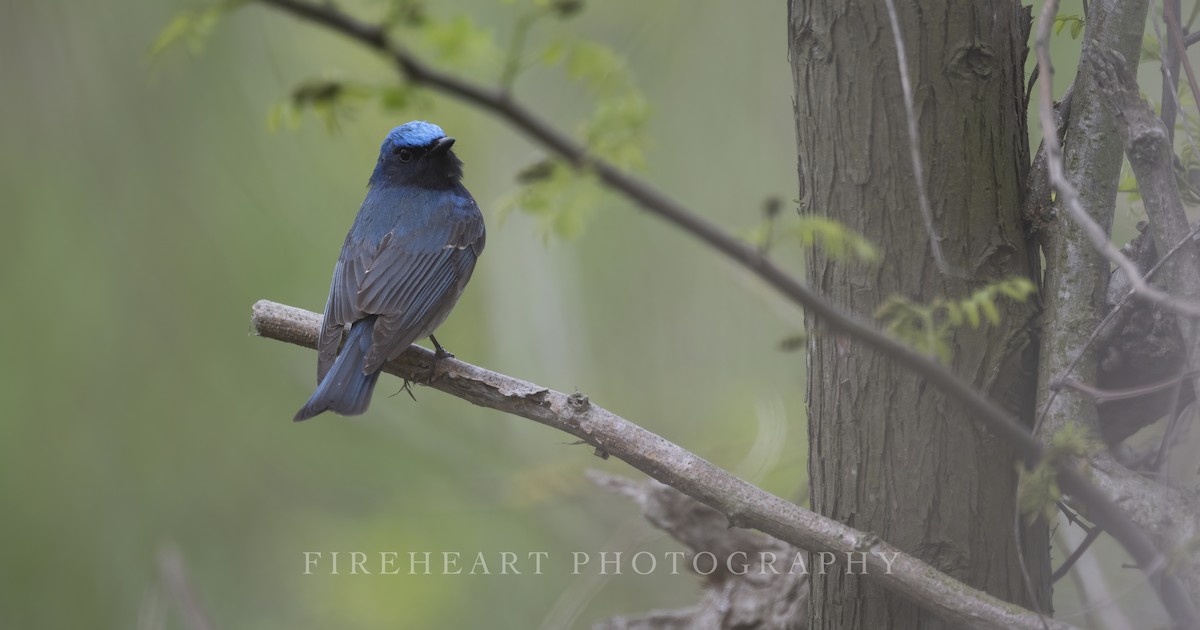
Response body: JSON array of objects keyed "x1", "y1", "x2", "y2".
[{"x1": 294, "y1": 317, "x2": 382, "y2": 421}]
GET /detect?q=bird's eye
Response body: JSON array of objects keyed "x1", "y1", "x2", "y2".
[{"x1": 397, "y1": 148, "x2": 414, "y2": 163}]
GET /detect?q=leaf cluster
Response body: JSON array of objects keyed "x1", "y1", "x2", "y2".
[
  {"x1": 152, "y1": 0, "x2": 645, "y2": 241},
  {"x1": 875, "y1": 277, "x2": 1036, "y2": 364},
  {"x1": 1017, "y1": 422, "x2": 1099, "y2": 524}
]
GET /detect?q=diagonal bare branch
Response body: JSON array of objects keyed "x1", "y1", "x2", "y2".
[
  {"x1": 880, "y1": 0, "x2": 951, "y2": 276},
  {"x1": 251, "y1": 299, "x2": 1078, "y2": 630}
]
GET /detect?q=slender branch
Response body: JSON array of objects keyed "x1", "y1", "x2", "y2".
[
  {"x1": 498, "y1": 9, "x2": 542, "y2": 94},
  {"x1": 1034, "y1": 221, "x2": 1200, "y2": 437},
  {"x1": 1165, "y1": 0, "x2": 1200, "y2": 125},
  {"x1": 1052, "y1": 526, "x2": 1104, "y2": 584},
  {"x1": 1151, "y1": 0, "x2": 1200, "y2": 164},
  {"x1": 1160, "y1": 0, "x2": 1183, "y2": 144},
  {"x1": 254, "y1": 0, "x2": 1200, "y2": 623},
  {"x1": 1035, "y1": 1, "x2": 1200, "y2": 626},
  {"x1": 1058, "y1": 201, "x2": 1200, "y2": 315},
  {"x1": 1053, "y1": 370, "x2": 1199, "y2": 402},
  {"x1": 251, "y1": 299, "x2": 1078, "y2": 630},
  {"x1": 881, "y1": 0, "x2": 951, "y2": 275}
]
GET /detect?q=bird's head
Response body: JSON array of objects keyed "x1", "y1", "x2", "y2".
[{"x1": 370, "y1": 121, "x2": 463, "y2": 189}]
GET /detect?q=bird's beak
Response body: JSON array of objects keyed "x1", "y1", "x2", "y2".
[{"x1": 430, "y1": 136, "x2": 456, "y2": 155}]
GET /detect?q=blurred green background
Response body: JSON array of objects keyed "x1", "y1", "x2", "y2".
[
  {"x1": 0, "y1": 0, "x2": 1171, "y2": 627},
  {"x1": 0, "y1": 1, "x2": 806, "y2": 628}
]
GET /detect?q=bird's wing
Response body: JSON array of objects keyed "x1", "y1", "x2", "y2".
[
  {"x1": 320, "y1": 193, "x2": 484, "y2": 379},
  {"x1": 316, "y1": 251, "x2": 368, "y2": 382}
]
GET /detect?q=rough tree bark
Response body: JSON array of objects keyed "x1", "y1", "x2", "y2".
[{"x1": 789, "y1": 2, "x2": 1049, "y2": 628}]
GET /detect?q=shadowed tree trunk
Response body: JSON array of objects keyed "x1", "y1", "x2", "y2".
[{"x1": 789, "y1": 2, "x2": 1050, "y2": 628}]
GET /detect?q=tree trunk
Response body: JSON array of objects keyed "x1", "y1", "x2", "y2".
[{"x1": 789, "y1": 2, "x2": 1049, "y2": 628}]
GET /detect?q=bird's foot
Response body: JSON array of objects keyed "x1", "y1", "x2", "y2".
[
  {"x1": 390, "y1": 379, "x2": 418, "y2": 402},
  {"x1": 428, "y1": 335, "x2": 454, "y2": 383}
]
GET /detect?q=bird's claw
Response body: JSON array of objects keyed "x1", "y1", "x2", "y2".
[{"x1": 428, "y1": 335, "x2": 454, "y2": 383}]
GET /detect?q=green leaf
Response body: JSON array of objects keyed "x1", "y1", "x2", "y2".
[
  {"x1": 419, "y1": 14, "x2": 499, "y2": 70},
  {"x1": 500, "y1": 160, "x2": 602, "y2": 239},
  {"x1": 791, "y1": 216, "x2": 879, "y2": 264},
  {"x1": 1017, "y1": 460, "x2": 1061, "y2": 524},
  {"x1": 267, "y1": 79, "x2": 423, "y2": 135},
  {"x1": 565, "y1": 41, "x2": 623, "y2": 91},
  {"x1": 540, "y1": 38, "x2": 568, "y2": 66},
  {"x1": 778, "y1": 333, "x2": 808, "y2": 352},
  {"x1": 980, "y1": 299, "x2": 1001, "y2": 325},
  {"x1": 875, "y1": 276, "x2": 1035, "y2": 363},
  {"x1": 961, "y1": 300, "x2": 980, "y2": 328},
  {"x1": 581, "y1": 94, "x2": 650, "y2": 169},
  {"x1": 1142, "y1": 35, "x2": 1162, "y2": 64},
  {"x1": 149, "y1": 0, "x2": 244, "y2": 61},
  {"x1": 1051, "y1": 15, "x2": 1085, "y2": 41}
]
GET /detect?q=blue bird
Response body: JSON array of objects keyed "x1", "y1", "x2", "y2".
[{"x1": 295, "y1": 121, "x2": 485, "y2": 421}]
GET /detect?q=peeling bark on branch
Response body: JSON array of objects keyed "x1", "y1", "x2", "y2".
[
  {"x1": 590, "y1": 471, "x2": 808, "y2": 630},
  {"x1": 251, "y1": 300, "x2": 1080, "y2": 630}
]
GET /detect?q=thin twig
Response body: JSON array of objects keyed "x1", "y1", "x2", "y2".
[
  {"x1": 881, "y1": 0, "x2": 952, "y2": 275},
  {"x1": 1160, "y1": 0, "x2": 1183, "y2": 144},
  {"x1": 1164, "y1": 0, "x2": 1200, "y2": 126},
  {"x1": 1053, "y1": 526, "x2": 1104, "y2": 584},
  {"x1": 1052, "y1": 370, "x2": 1199, "y2": 402},
  {"x1": 1150, "y1": 379, "x2": 1189, "y2": 471},
  {"x1": 251, "y1": 300, "x2": 1078, "y2": 630},
  {"x1": 1152, "y1": 1, "x2": 1200, "y2": 161},
  {"x1": 1033, "y1": 221, "x2": 1200, "y2": 436},
  {"x1": 498, "y1": 8, "x2": 543, "y2": 94}
]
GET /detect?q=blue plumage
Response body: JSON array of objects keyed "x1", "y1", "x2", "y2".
[
  {"x1": 295, "y1": 121, "x2": 485, "y2": 421},
  {"x1": 382, "y1": 121, "x2": 447, "y2": 151}
]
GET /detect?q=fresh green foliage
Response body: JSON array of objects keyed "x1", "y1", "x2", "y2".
[
  {"x1": 267, "y1": 81, "x2": 360, "y2": 133},
  {"x1": 1017, "y1": 422, "x2": 1097, "y2": 523},
  {"x1": 1117, "y1": 161, "x2": 1142, "y2": 197},
  {"x1": 417, "y1": 14, "x2": 501, "y2": 70},
  {"x1": 1054, "y1": 14, "x2": 1085, "y2": 39},
  {"x1": 875, "y1": 277, "x2": 1036, "y2": 363},
  {"x1": 382, "y1": 0, "x2": 430, "y2": 28},
  {"x1": 1016, "y1": 458, "x2": 1061, "y2": 524},
  {"x1": 792, "y1": 216, "x2": 879, "y2": 264},
  {"x1": 777, "y1": 333, "x2": 808, "y2": 352},
  {"x1": 500, "y1": 160, "x2": 602, "y2": 239},
  {"x1": 166, "y1": 0, "x2": 645, "y2": 241},
  {"x1": 1142, "y1": 33, "x2": 1163, "y2": 64},
  {"x1": 581, "y1": 94, "x2": 650, "y2": 169},
  {"x1": 149, "y1": 0, "x2": 245, "y2": 61},
  {"x1": 743, "y1": 211, "x2": 878, "y2": 264},
  {"x1": 267, "y1": 80, "x2": 427, "y2": 133},
  {"x1": 498, "y1": 14, "x2": 649, "y2": 239}
]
